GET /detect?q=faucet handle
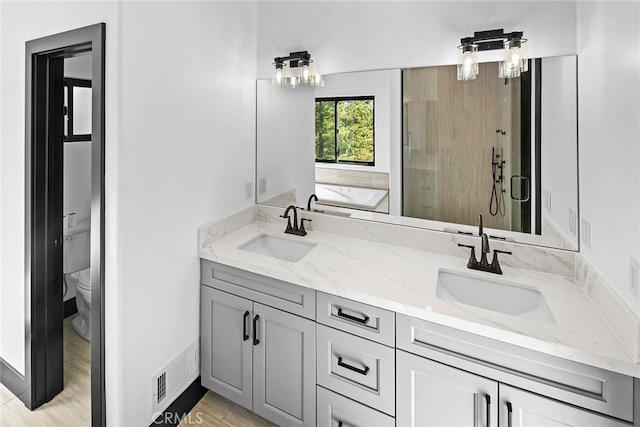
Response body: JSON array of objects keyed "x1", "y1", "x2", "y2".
[
  {"x1": 490, "y1": 249, "x2": 512, "y2": 275},
  {"x1": 458, "y1": 244, "x2": 478, "y2": 267},
  {"x1": 494, "y1": 249, "x2": 512, "y2": 255},
  {"x1": 300, "y1": 218, "x2": 312, "y2": 235},
  {"x1": 279, "y1": 214, "x2": 293, "y2": 232}
]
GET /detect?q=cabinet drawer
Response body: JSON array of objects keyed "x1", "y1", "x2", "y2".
[
  {"x1": 317, "y1": 292, "x2": 394, "y2": 346},
  {"x1": 201, "y1": 260, "x2": 315, "y2": 320},
  {"x1": 317, "y1": 386, "x2": 395, "y2": 427},
  {"x1": 396, "y1": 314, "x2": 634, "y2": 422},
  {"x1": 317, "y1": 325, "x2": 395, "y2": 416}
]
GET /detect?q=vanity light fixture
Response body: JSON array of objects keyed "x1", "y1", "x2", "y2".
[
  {"x1": 456, "y1": 29, "x2": 528, "y2": 81},
  {"x1": 272, "y1": 51, "x2": 324, "y2": 88}
]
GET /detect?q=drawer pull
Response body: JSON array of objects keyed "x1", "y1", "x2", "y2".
[
  {"x1": 506, "y1": 401, "x2": 513, "y2": 427},
  {"x1": 242, "y1": 311, "x2": 250, "y2": 341},
  {"x1": 253, "y1": 314, "x2": 260, "y2": 346},
  {"x1": 337, "y1": 356, "x2": 370, "y2": 376},
  {"x1": 337, "y1": 307, "x2": 370, "y2": 325},
  {"x1": 485, "y1": 394, "x2": 491, "y2": 427}
]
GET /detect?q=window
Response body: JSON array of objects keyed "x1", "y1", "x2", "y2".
[
  {"x1": 315, "y1": 96, "x2": 374, "y2": 165},
  {"x1": 64, "y1": 78, "x2": 92, "y2": 142}
]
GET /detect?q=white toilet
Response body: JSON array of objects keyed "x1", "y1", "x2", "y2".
[{"x1": 63, "y1": 220, "x2": 91, "y2": 341}]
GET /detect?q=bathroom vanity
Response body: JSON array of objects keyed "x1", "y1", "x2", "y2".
[{"x1": 198, "y1": 206, "x2": 640, "y2": 427}]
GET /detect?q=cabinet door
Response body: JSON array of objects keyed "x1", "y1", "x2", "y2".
[
  {"x1": 253, "y1": 303, "x2": 316, "y2": 427},
  {"x1": 397, "y1": 350, "x2": 498, "y2": 427},
  {"x1": 201, "y1": 287, "x2": 253, "y2": 410},
  {"x1": 499, "y1": 384, "x2": 629, "y2": 427}
]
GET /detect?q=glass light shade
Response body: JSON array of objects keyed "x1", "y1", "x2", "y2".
[
  {"x1": 311, "y1": 74, "x2": 324, "y2": 87},
  {"x1": 457, "y1": 44, "x2": 479, "y2": 81},
  {"x1": 272, "y1": 63, "x2": 288, "y2": 86},
  {"x1": 300, "y1": 61, "x2": 312, "y2": 84},
  {"x1": 499, "y1": 38, "x2": 528, "y2": 78}
]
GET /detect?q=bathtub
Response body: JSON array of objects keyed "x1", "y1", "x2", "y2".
[{"x1": 315, "y1": 183, "x2": 388, "y2": 211}]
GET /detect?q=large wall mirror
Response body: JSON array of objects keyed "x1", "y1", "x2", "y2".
[{"x1": 256, "y1": 55, "x2": 578, "y2": 250}]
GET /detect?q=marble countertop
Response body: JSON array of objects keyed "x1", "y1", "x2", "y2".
[{"x1": 200, "y1": 220, "x2": 639, "y2": 378}]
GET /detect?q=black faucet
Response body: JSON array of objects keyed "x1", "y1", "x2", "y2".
[
  {"x1": 457, "y1": 214, "x2": 512, "y2": 274},
  {"x1": 280, "y1": 205, "x2": 311, "y2": 236},
  {"x1": 307, "y1": 194, "x2": 319, "y2": 212}
]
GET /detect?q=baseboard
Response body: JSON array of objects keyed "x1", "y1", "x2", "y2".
[
  {"x1": 64, "y1": 297, "x2": 78, "y2": 318},
  {"x1": 0, "y1": 357, "x2": 31, "y2": 409},
  {"x1": 150, "y1": 377, "x2": 207, "y2": 427}
]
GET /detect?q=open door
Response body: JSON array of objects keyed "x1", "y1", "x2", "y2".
[{"x1": 22, "y1": 24, "x2": 106, "y2": 426}]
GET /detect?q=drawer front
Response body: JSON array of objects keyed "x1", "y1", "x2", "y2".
[
  {"x1": 201, "y1": 260, "x2": 315, "y2": 320},
  {"x1": 317, "y1": 386, "x2": 395, "y2": 427},
  {"x1": 317, "y1": 292, "x2": 395, "y2": 346},
  {"x1": 396, "y1": 314, "x2": 634, "y2": 422},
  {"x1": 317, "y1": 325, "x2": 395, "y2": 416}
]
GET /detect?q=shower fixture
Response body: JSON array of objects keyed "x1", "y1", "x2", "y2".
[{"x1": 490, "y1": 147, "x2": 506, "y2": 217}]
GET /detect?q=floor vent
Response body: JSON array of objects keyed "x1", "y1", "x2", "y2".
[{"x1": 151, "y1": 340, "x2": 199, "y2": 417}]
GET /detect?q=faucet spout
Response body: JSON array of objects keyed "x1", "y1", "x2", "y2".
[
  {"x1": 481, "y1": 234, "x2": 490, "y2": 254},
  {"x1": 477, "y1": 213, "x2": 483, "y2": 237},
  {"x1": 307, "y1": 194, "x2": 319, "y2": 211}
]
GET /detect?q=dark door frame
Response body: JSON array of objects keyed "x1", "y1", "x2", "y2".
[{"x1": 22, "y1": 23, "x2": 106, "y2": 425}]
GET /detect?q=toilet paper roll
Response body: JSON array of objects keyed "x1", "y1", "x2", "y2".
[
  {"x1": 68, "y1": 212, "x2": 77, "y2": 227},
  {"x1": 63, "y1": 215, "x2": 69, "y2": 229}
]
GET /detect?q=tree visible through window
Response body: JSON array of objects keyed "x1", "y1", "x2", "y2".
[{"x1": 315, "y1": 97, "x2": 374, "y2": 165}]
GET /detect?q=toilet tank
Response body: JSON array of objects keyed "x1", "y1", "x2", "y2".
[{"x1": 63, "y1": 219, "x2": 91, "y2": 274}]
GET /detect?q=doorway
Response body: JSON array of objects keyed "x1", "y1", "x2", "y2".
[{"x1": 24, "y1": 23, "x2": 105, "y2": 426}]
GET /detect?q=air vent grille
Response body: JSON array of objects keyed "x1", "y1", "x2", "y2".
[
  {"x1": 157, "y1": 372, "x2": 166, "y2": 404},
  {"x1": 151, "y1": 340, "x2": 199, "y2": 418},
  {"x1": 166, "y1": 354, "x2": 188, "y2": 398}
]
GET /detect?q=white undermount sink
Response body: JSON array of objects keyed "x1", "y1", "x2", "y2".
[
  {"x1": 436, "y1": 270, "x2": 556, "y2": 324},
  {"x1": 239, "y1": 234, "x2": 316, "y2": 263}
]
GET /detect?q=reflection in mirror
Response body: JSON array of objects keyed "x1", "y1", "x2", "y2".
[{"x1": 256, "y1": 56, "x2": 578, "y2": 250}]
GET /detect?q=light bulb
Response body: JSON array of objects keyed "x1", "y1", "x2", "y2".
[
  {"x1": 457, "y1": 43, "x2": 478, "y2": 81},
  {"x1": 276, "y1": 69, "x2": 283, "y2": 84},
  {"x1": 302, "y1": 65, "x2": 310, "y2": 82},
  {"x1": 462, "y1": 54, "x2": 474, "y2": 73}
]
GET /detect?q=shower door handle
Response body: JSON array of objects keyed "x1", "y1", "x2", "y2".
[{"x1": 510, "y1": 176, "x2": 530, "y2": 202}]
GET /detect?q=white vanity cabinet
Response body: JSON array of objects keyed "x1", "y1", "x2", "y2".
[
  {"x1": 396, "y1": 349, "x2": 498, "y2": 427},
  {"x1": 200, "y1": 261, "x2": 316, "y2": 427},
  {"x1": 200, "y1": 259, "x2": 637, "y2": 427}
]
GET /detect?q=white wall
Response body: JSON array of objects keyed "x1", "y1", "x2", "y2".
[
  {"x1": 541, "y1": 55, "x2": 578, "y2": 247},
  {"x1": 64, "y1": 52, "x2": 92, "y2": 79},
  {"x1": 256, "y1": 1, "x2": 577, "y2": 78},
  {"x1": 116, "y1": 2, "x2": 257, "y2": 424},
  {"x1": 0, "y1": 2, "x2": 257, "y2": 426},
  {"x1": 0, "y1": 0, "x2": 4, "y2": 364},
  {"x1": 63, "y1": 55, "x2": 93, "y2": 224},
  {"x1": 577, "y1": 1, "x2": 640, "y2": 314},
  {"x1": 256, "y1": 80, "x2": 315, "y2": 206}
]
